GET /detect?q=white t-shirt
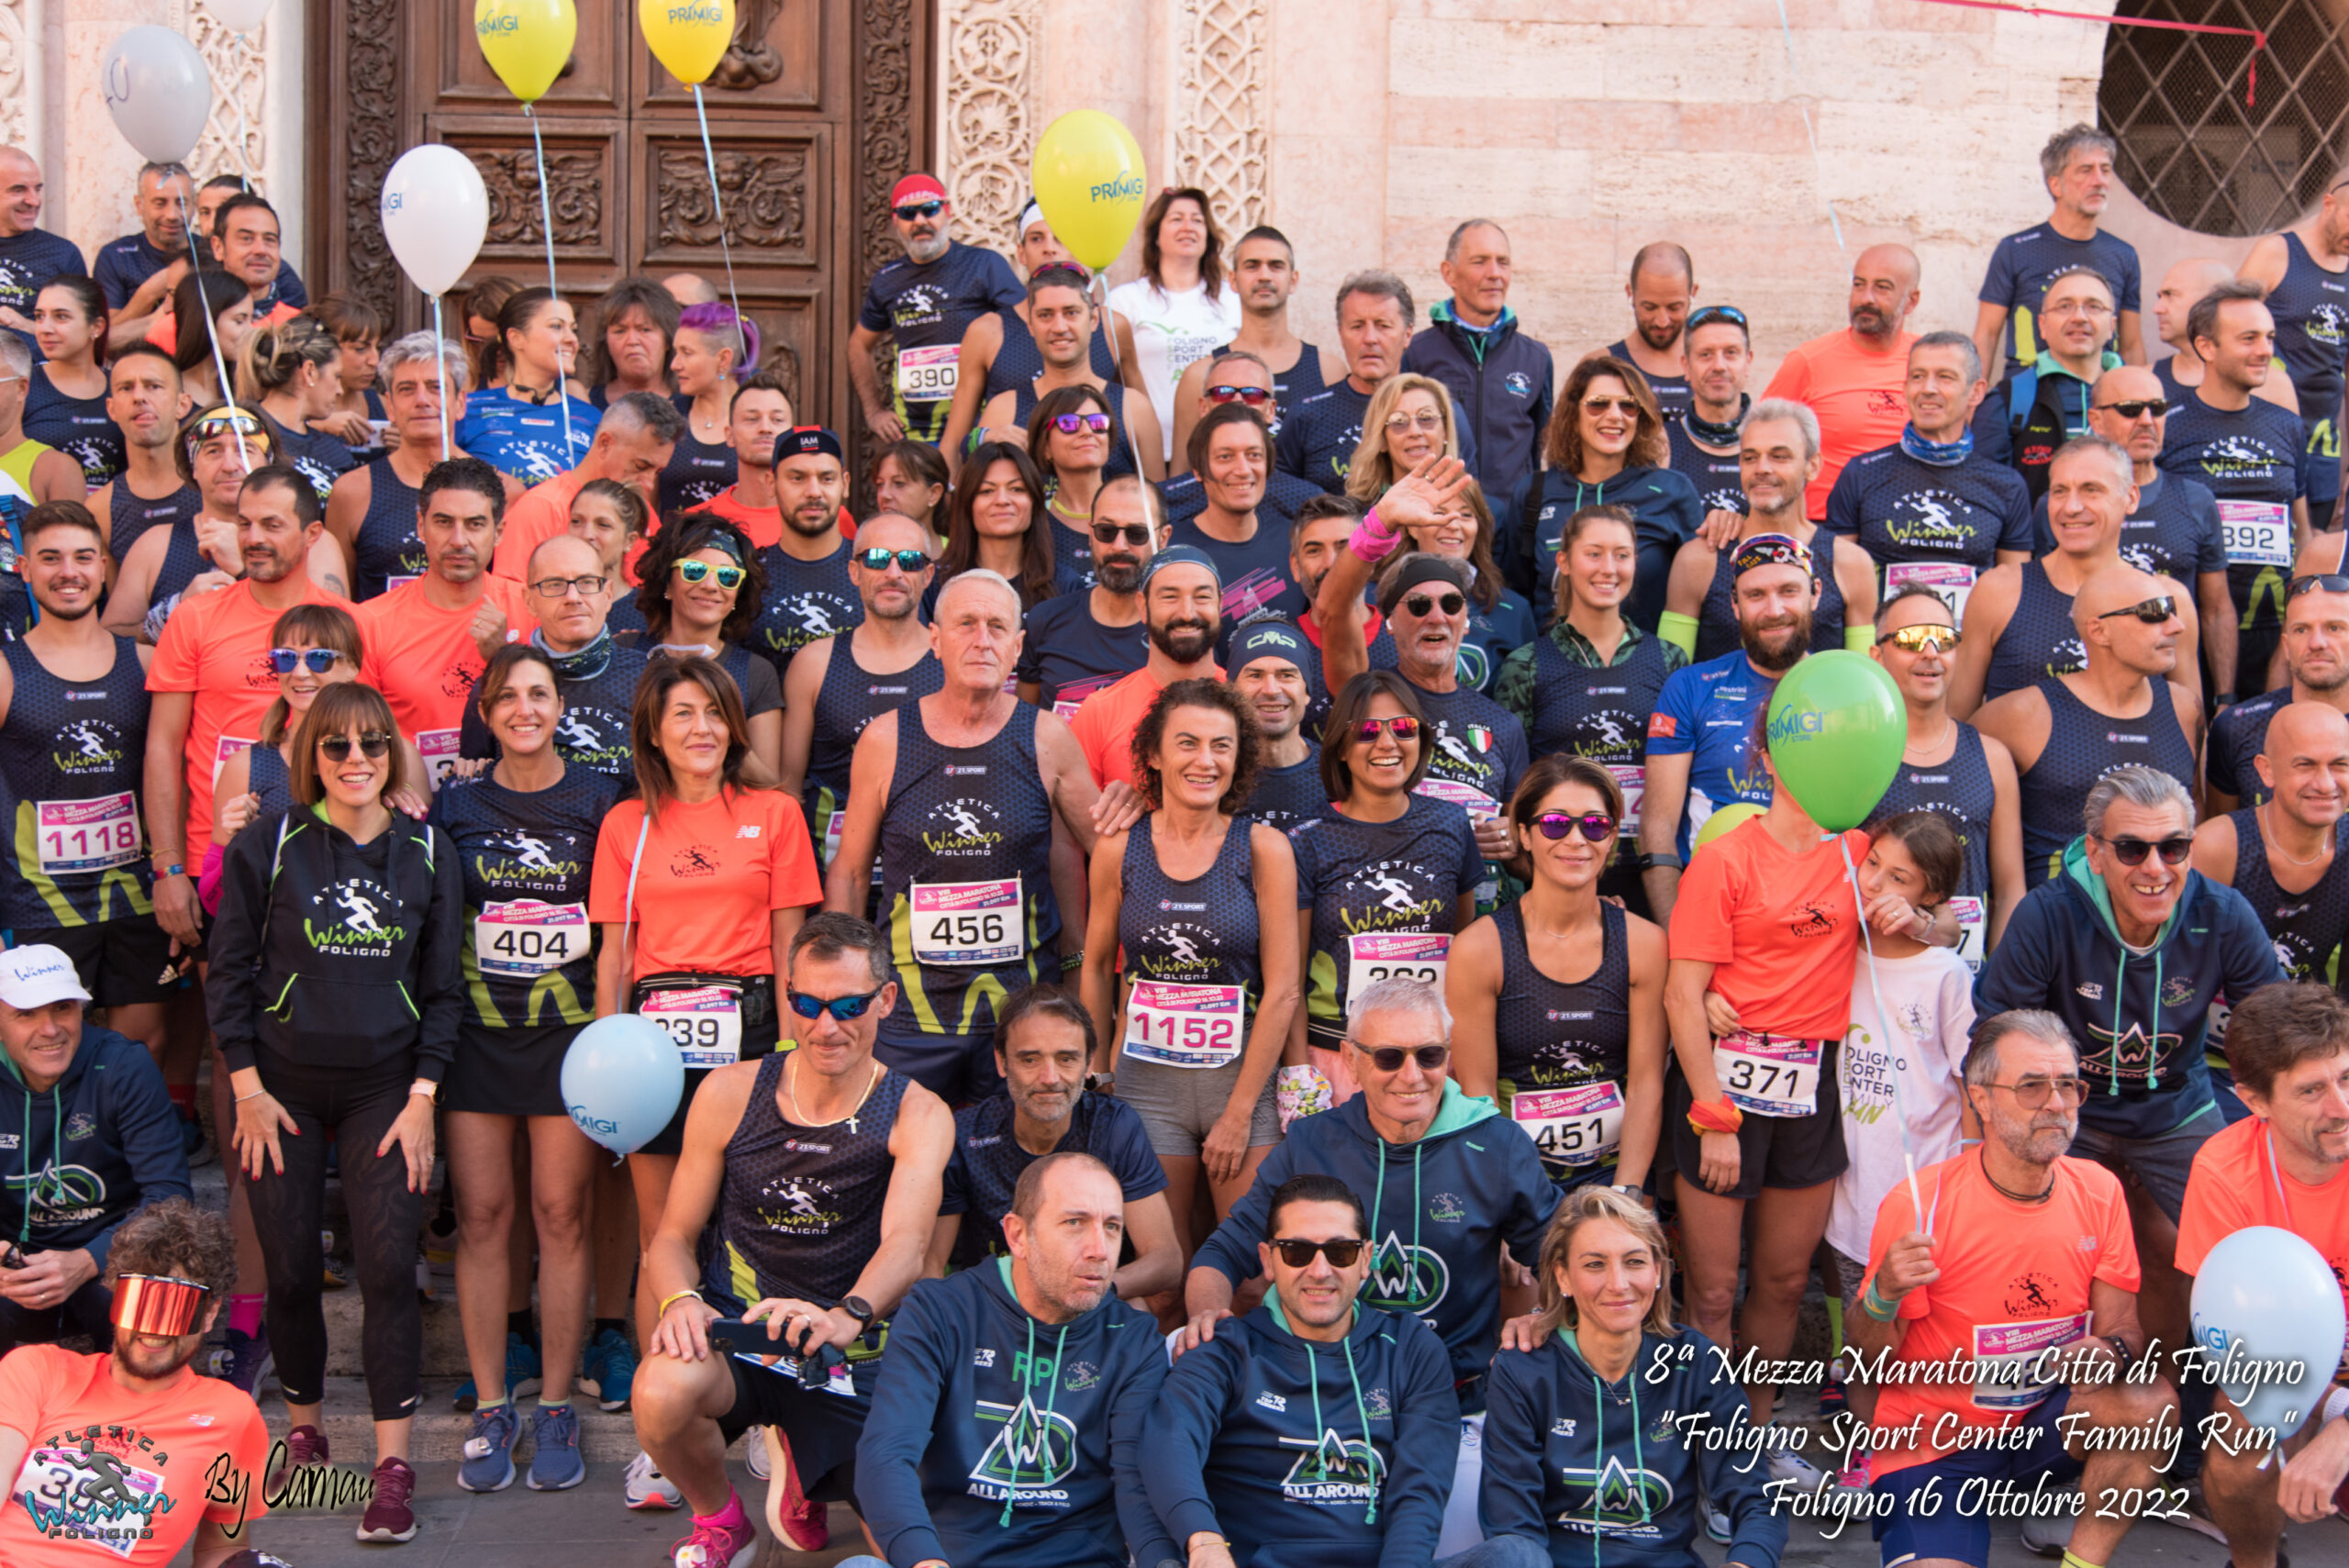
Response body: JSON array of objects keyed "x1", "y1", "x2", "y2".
[
  {"x1": 1827, "y1": 943, "x2": 1976, "y2": 1264},
  {"x1": 1106, "y1": 276, "x2": 1242, "y2": 460}
]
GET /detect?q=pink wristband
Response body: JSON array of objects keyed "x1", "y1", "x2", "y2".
[{"x1": 1348, "y1": 506, "x2": 1402, "y2": 564}]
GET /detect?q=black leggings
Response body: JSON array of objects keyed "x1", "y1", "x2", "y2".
[{"x1": 244, "y1": 1059, "x2": 423, "y2": 1421}]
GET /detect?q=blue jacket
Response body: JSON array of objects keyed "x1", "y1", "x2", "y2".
[
  {"x1": 1147, "y1": 1297, "x2": 1459, "y2": 1568},
  {"x1": 1974, "y1": 836, "x2": 2285, "y2": 1139},
  {"x1": 854, "y1": 1259, "x2": 1179, "y2": 1568},
  {"x1": 1481, "y1": 1327, "x2": 1787, "y2": 1568},
  {"x1": 1407, "y1": 302, "x2": 1555, "y2": 507},
  {"x1": 2, "y1": 1026, "x2": 190, "y2": 1272},
  {"x1": 1192, "y1": 1083, "x2": 1560, "y2": 1408}
]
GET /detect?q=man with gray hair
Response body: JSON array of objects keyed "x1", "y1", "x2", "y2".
[
  {"x1": 1971, "y1": 123, "x2": 2144, "y2": 379},
  {"x1": 324, "y1": 330, "x2": 474, "y2": 599},
  {"x1": 1278, "y1": 270, "x2": 1440, "y2": 495},
  {"x1": 1405, "y1": 218, "x2": 1553, "y2": 504},
  {"x1": 488, "y1": 389, "x2": 685, "y2": 580},
  {"x1": 1184, "y1": 973, "x2": 1560, "y2": 1556}
]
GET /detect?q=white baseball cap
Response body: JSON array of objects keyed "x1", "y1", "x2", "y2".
[{"x1": 0, "y1": 945, "x2": 93, "y2": 1011}]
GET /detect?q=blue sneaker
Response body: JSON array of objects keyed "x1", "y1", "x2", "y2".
[
  {"x1": 454, "y1": 1331, "x2": 542, "y2": 1412},
  {"x1": 458, "y1": 1402, "x2": 519, "y2": 1493},
  {"x1": 205, "y1": 1326, "x2": 272, "y2": 1396},
  {"x1": 527, "y1": 1403, "x2": 585, "y2": 1491},
  {"x1": 580, "y1": 1326, "x2": 637, "y2": 1412}
]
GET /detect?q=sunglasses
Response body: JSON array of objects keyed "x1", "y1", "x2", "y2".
[
  {"x1": 786, "y1": 987, "x2": 885, "y2": 1021},
  {"x1": 1385, "y1": 410, "x2": 1444, "y2": 433},
  {"x1": 893, "y1": 200, "x2": 944, "y2": 220},
  {"x1": 268, "y1": 647, "x2": 347, "y2": 674},
  {"x1": 2288, "y1": 573, "x2": 2349, "y2": 599},
  {"x1": 1532, "y1": 811, "x2": 1618, "y2": 842},
  {"x1": 529, "y1": 573, "x2": 607, "y2": 598},
  {"x1": 674, "y1": 560, "x2": 746, "y2": 589},
  {"x1": 1685, "y1": 305, "x2": 1750, "y2": 332},
  {"x1": 1208, "y1": 384, "x2": 1273, "y2": 406},
  {"x1": 1352, "y1": 715, "x2": 1420, "y2": 742},
  {"x1": 190, "y1": 410, "x2": 265, "y2": 439},
  {"x1": 2095, "y1": 595, "x2": 2176, "y2": 624},
  {"x1": 1987, "y1": 1075, "x2": 2091, "y2": 1108},
  {"x1": 1402, "y1": 591, "x2": 1465, "y2": 618},
  {"x1": 1582, "y1": 396, "x2": 1642, "y2": 416},
  {"x1": 1354, "y1": 1042, "x2": 1451, "y2": 1073},
  {"x1": 1876, "y1": 623, "x2": 1960, "y2": 653},
  {"x1": 318, "y1": 731, "x2": 393, "y2": 762},
  {"x1": 858, "y1": 548, "x2": 930, "y2": 573},
  {"x1": 1268, "y1": 1237, "x2": 1365, "y2": 1269},
  {"x1": 2091, "y1": 832, "x2": 2192, "y2": 867},
  {"x1": 1051, "y1": 412, "x2": 1113, "y2": 435},
  {"x1": 2091, "y1": 398, "x2": 2170, "y2": 420},
  {"x1": 1091, "y1": 521, "x2": 1152, "y2": 546}
]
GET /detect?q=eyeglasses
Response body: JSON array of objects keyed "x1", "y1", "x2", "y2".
[
  {"x1": 1987, "y1": 1075, "x2": 2091, "y2": 1108},
  {"x1": 893, "y1": 201, "x2": 944, "y2": 221},
  {"x1": 2094, "y1": 595, "x2": 2176, "y2": 624},
  {"x1": 2288, "y1": 573, "x2": 2349, "y2": 599},
  {"x1": 1385, "y1": 410, "x2": 1444, "y2": 433},
  {"x1": 857, "y1": 548, "x2": 930, "y2": 573},
  {"x1": 529, "y1": 573, "x2": 607, "y2": 598},
  {"x1": 1208, "y1": 384, "x2": 1273, "y2": 406},
  {"x1": 1051, "y1": 412, "x2": 1113, "y2": 435},
  {"x1": 1351, "y1": 715, "x2": 1420, "y2": 742},
  {"x1": 2091, "y1": 832, "x2": 2193, "y2": 867},
  {"x1": 317, "y1": 731, "x2": 393, "y2": 762},
  {"x1": 673, "y1": 560, "x2": 745, "y2": 589},
  {"x1": 1353, "y1": 1042, "x2": 1451, "y2": 1073},
  {"x1": 785, "y1": 987, "x2": 885, "y2": 1022},
  {"x1": 268, "y1": 647, "x2": 347, "y2": 674},
  {"x1": 2044, "y1": 301, "x2": 2115, "y2": 319},
  {"x1": 1532, "y1": 811, "x2": 1618, "y2": 842},
  {"x1": 2092, "y1": 398, "x2": 2170, "y2": 420},
  {"x1": 1582, "y1": 396, "x2": 1642, "y2": 416},
  {"x1": 1402, "y1": 591, "x2": 1465, "y2": 618},
  {"x1": 1090, "y1": 521, "x2": 1152, "y2": 546},
  {"x1": 1876, "y1": 623, "x2": 1960, "y2": 653},
  {"x1": 1267, "y1": 1237, "x2": 1365, "y2": 1269}
]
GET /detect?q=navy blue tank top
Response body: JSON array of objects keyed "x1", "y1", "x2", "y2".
[
  {"x1": 1870, "y1": 723, "x2": 1997, "y2": 905},
  {"x1": 1694, "y1": 530, "x2": 1847, "y2": 662},
  {"x1": 1982, "y1": 562, "x2": 2087, "y2": 704},
  {"x1": 23, "y1": 370, "x2": 123, "y2": 487},
  {"x1": 1492, "y1": 900, "x2": 1634, "y2": 1180},
  {"x1": 2264, "y1": 231, "x2": 2347, "y2": 499},
  {"x1": 983, "y1": 308, "x2": 1119, "y2": 400},
  {"x1": 248, "y1": 741, "x2": 293, "y2": 824},
  {"x1": 656, "y1": 430, "x2": 736, "y2": 517},
  {"x1": 1607, "y1": 339, "x2": 1691, "y2": 420},
  {"x1": 805, "y1": 642, "x2": 943, "y2": 844},
  {"x1": 1118, "y1": 813, "x2": 1261, "y2": 1005},
  {"x1": 1520, "y1": 633, "x2": 1671, "y2": 907},
  {"x1": 2226, "y1": 804, "x2": 2349, "y2": 984},
  {"x1": 107, "y1": 481, "x2": 201, "y2": 565},
  {"x1": 2021, "y1": 678, "x2": 2196, "y2": 881},
  {"x1": 353, "y1": 458, "x2": 427, "y2": 601},
  {"x1": 151, "y1": 521, "x2": 213, "y2": 608},
  {"x1": 0, "y1": 637, "x2": 153, "y2": 926}
]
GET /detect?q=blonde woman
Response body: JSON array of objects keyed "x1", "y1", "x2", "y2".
[{"x1": 1345, "y1": 372, "x2": 1463, "y2": 506}]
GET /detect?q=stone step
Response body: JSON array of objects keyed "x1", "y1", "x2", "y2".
[{"x1": 270, "y1": 1379, "x2": 785, "y2": 1473}]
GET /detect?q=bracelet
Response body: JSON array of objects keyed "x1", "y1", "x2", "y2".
[
  {"x1": 234, "y1": 1089, "x2": 267, "y2": 1103},
  {"x1": 1860, "y1": 1281, "x2": 1900, "y2": 1322},
  {"x1": 1687, "y1": 1097, "x2": 1743, "y2": 1136},
  {"x1": 1347, "y1": 506, "x2": 1402, "y2": 564},
  {"x1": 657, "y1": 1288, "x2": 703, "y2": 1318},
  {"x1": 153, "y1": 862, "x2": 185, "y2": 878}
]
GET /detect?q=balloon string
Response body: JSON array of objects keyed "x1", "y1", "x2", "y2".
[
  {"x1": 431, "y1": 295, "x2": 452, "y2": 461},
  {"x1": 172, "y1": 187, "x2": 249, "y2": 469},
  {"x1": 1838, "y1": 830, "x2": 1928, "y2": 1238},
  {"x1": 692, "y1": 86, "x2": 751, "y2": 370},
  {"x1": 525, "y1": 104, "x2": 573, "y2": 460},
  {"x1": 1096, "y1": 273, "x2": 1146, "y2": 483}
]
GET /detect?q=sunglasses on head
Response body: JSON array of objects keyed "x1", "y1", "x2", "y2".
[
  {"x1": 2095, "y1": 595, "x2": 2176, "y2": 624},
  {"x1": 1208, "y1": 384, "x2": 1273, "y2": 406},
  {"x1": 1051, "y1": 412, "x2": 1113, "y2": 435},
  {"x1": 1532, "y1": 811, "x2": 1617, "y2": 842},
  {"x1": 1402, "y1": 591, "x2": 1465, "y2": 618},
  {"x1": 2288, "y1": 573, "x2": 2349, "y2": 600},
  {"x1": 268, "y1": 647, "x2": 347, "y2": 674},
  {"x1": 318, "y1": 731, "x2": 392, "y2": 762},
  {"x1": 1352, "y1": 715, "x2": 1419, "y2": 742},
  {"x1": 1685, "y1": 305, "x2": 1750, "y2": 332},
  {"x1": 785, "y1": 987, "x2": 885, "y2": 1022},
  {"x1": 1268, "y1": 1237, "x2": 1364, "y2": 1269},
  {"x1": 1091, "y1": 521, "x2": 1152, "y2": 546},
  {"x1": 2091, "y1": 831, "x2": 2192, "y2": 866},
  {"x1": 1353, "y1": 1042, "x2": 1451, "y2": 1073},
  {"x1": 2092, "y1": 397, "x2": 2170, "y2": 420},
  {"x1": 858, "y1": 548, "x2": 930, "y2": 573},
  {"x1": 893, "y1": 200, "x2": 944, "y2": 221},
  {"x1": 673, "y1": 560, "x2": 745, "y2": 589},
  {"x1": 1876, "y1": 623, "x2": 1960, "y2": 653}
]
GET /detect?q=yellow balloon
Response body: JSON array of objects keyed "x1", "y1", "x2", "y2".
[
  {"x1": 1030, "y1": 111, "x2": 1147, "y2": 273},
  {"x1": 1694, "y1": 801, "x2": 1765, "y2": 852},
  {"x1": 640, "y1": 0, "x2": 736, "y2": 88},
  {"x1": 475, "y1": 0, "x2": 577, "y2": 105}
]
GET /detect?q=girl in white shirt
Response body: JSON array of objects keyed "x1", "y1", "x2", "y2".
[{"x1": 1108, "y1": 186, "x2": 1241, "y2": 462}]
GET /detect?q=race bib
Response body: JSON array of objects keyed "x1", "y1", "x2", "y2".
[
  {"x1": 1972, "y1": 1312, "x2": 2088, "y2": 1412},
  {"x1": 1346, "y1": 929, "x2": 1449, "y2": 997},
  {"x1": 418, "y1": 728, "x2": 461, "y2": 789},
  {"x1": 34, "y1": 792, "x2": 140, "y2": 876},
  {"x1": 2218, "y1": 499, "x2": 2290, "y2": 568},
  {"x1": 1512, "y1": 1080, "x2": 1625, "y2": 1170},
  {"x1": 1606, "y1": 764, "x2": 1645, "y2": 837},
  {"x1": 1415, "y1": 776, "x2": 1501, "y2": 817},
  {"x1": 895, "y1": 344, "x2": 960, "y2": 402},
  {"x1": 1713, "y1": 1030, "x2": 1821, "y2": 1118},
  {"x1": 911, "y1": 877, "x2": 1025, "y2": 966},
  {"x1": 640, "y1": 985, "x2": 743, "y2": 1067},
  {"x1": 1052, "y1": 698, "x2": 1084, "y2": 723},
  {"x1": 386, "y1": 574, "x2": 421, "y2": 591},
  {"x1": 1947, "y1": 895, "x2": 1987, "y2": 972},
  {"x1": 211, "y1": 734, "x2": 256, "y2": 787},
  {"x1": 473, "y1": 899, "x2": 587, "y2": 976},
  {"x1": 1884, "y1": 562, "x2": 1978, "y2": 629},
  {"x1": 1123, "y1": 981, "x2": 1246, "y2": 1069},
  {"x1": 737, "y1": 1349, "x2": 857, "y2": 1398}
]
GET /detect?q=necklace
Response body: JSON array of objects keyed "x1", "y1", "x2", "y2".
[
  {"x1": 1980, "y1": 1150, "x2": 2054, "y2": 1205},
  {"x1": 786, "y1": 1055, "x2": 885, "y2": 1136},
  {"x1": 1904, "y1": 714, "x2": 1953, "y2": 754},
  {"x1": 2262, "y1": 800, "x2": 2333, "y2": 867}
]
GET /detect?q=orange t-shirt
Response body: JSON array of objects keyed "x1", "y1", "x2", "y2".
[
  {"x1": 588, "y1": 787, "x2": 822, "y2": 983},
  {"x1": 1762, "y1": 328, "x2": 1919, "y2": 520},
  {"x1": 144, "y1": 299, "x2": 297, "y2": 355},
  {"x1": 489, "y1": 469, "x2": 589, "y2": 581},
  {"x1": 2177, "y1": 1115, "x2": 2349, "y2": 1366},
  {"x1": 1667, "y1": 820, "x2": 1867, "y2": 1040},
  {"x1": 1862, "y1": 1151, "x2": 2140, "y2": 1479},
  {"x1": 691, "y1": 487, "x2": 783, "y2": 551},
  {"x1": 1069, "y1": 663, "x2": 1222, "y2": 791},
  {"x1": 147, "y1": 577, "x2": 364, "y2": 862},
  {"x1": 0, "y1": 1345, "x2": 273, "y2": 1565},
  {"x1": 353, "y1": 575, "x2": 538, "y2": 781}
]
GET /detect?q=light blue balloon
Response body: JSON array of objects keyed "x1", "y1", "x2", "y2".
[
  {"x1": 2188, "y1": 1225, "x2": 2347, "y2": 1436},
  {"x1": 562, "y1": 1015, "x2": 685, "y2": 1155}
]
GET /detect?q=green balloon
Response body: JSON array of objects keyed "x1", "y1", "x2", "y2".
[{"x1": 1763, "y1": 651, "x2": 1907, "y2": 832}]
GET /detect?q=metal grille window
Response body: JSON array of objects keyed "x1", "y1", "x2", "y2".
[{"x1": 2099, "y1": 0, "x2": 2349, "y2": 236}]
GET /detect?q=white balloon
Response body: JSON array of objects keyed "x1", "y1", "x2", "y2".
[
  {"x1": 380, "y1": 145, "x2": 491, "y2": 300},
  {"x1": 206, "y1": 0, "x2": 275, "y2": 32},
  {"x1": 100, "y1": 28, "x2": 212, "y2": 165},
  {"x1": 2189, "y1": 1224, "x2": 2349, "y2": 1435}
]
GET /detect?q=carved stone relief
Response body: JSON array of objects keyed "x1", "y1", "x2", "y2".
[
  {"x1": 1174, "y1": 0, "x2": 1268, "y2": 239},
  {"x1": 0, "y1": 2, "x2": 27, "y2": 152},
  {"x1": 189, "y1": 2, "x2": 268, "y2": 188},
  {"x1": 654, "y1": 144, "x2": 809, "y2": 253},
  {"x1": 938, "y1": 0, "x2": 1036, "y2": 258},
  {"x1": 470, "y1": 146, "x2": 607, "y2": 250},
  {"x1": 341, "y1": 0, "x2": 403, "y2": 325}
]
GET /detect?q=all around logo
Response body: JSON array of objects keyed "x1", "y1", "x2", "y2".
[
  {"x1": 967, "y1": 1396, "x2": 1081, "y2": 1499},
  {"x1": 1570, "y1": 708, "x2": 1641, "y2": 760},
  {"x1": 2199, "y1": 434, "x2": 2280, "y2": 475},
  {"x1": 2309, "y1": 303, "x2": 2349, "y2": 347},
  {"x1": 1337, "y1": 861, "x2": 1441, "y2": 929},
  {"x1": 52, "y1": 718, "x2": 126, "y2": 773},
  {"x1": 756, "y1": 1173, "x2": 843, "y2": 1231},
  {"x1": 2042, "y1": 637, "x2": 2087, "y2": 678},
  {"x1": 892, "y1": 284, "x2": 951, "y2": 330},
  {"x1": 1364, "y1": 1229, "x2": 1449, "y2": 1314},
  {"x1": 477, "y1": 828, "x2": 585, "y2": 888},
  {"x1": 768, "y1": 591, "x2": 861, "y2": 645},
  {"x1": 2082, "y1": 1019, "x2": 2178, "y2": 1084},
  {"x1": 1278, "y1": 1426, "x2": 1384, "y2": 1504},
  {"x1": 1555, "y1": 1453, "x2": 1675, "y2": 1531}
]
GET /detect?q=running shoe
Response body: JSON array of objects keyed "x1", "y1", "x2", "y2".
[
  {"x1": 527, "y1": 1404, "x2": 585, "y2": 1491},
  {"x1": 269, "y1": 1424, "x2": 328, "y2": 1492},
  {"x1": 1816, "y1": 1369, "x2": 1848, "y2": 1418},
  {"x1": 206, "y1": 1326, "x2": 272, "y2": 1397},
  {"x1": 626, "y1": 1450, "x2": 683, "y2": 1511},
  {"x1": 579, "y1": 1326, "x2": 638, "y2": 1412},
  {"x1": 743, "y1": 1427, "x2": 770, "y2": 1482},
  {"x1": 1765, "y1": 1449, "x2": 1830, "y2": 1491},
  {"x1": 453, "y1": 1331, "x2": 542, "y2": 1412},
  {"x1": 670, "y1": 1509, "x2": 757, "y2": 1568},
  {"x1": 457, "y1": 1404, "x2": 518, "y2": 1493},
  {"x1": 766, "y1": 1427, "x2": 828, "y2": 1551},
  {"x1": 355, "y1": 1456, "x2": 418, "y2": 1543}
]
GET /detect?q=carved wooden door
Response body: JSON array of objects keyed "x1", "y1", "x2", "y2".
[{"x1": 307, "y1": 0, "x2": 931, "y2": 442}]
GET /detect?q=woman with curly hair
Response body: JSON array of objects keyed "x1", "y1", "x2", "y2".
[{"x1": 629, "y1": 511, "x2": 784, "y2": 779}]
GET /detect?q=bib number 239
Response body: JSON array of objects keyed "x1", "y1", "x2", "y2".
[{"x1": 640, "y1": 986, "x2": 743, "y2": 1068}]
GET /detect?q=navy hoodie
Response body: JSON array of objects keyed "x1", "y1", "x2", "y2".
[
  {"x1": 855, "y1": 1260, "x2": 1179, "y2": 1568},
  {"x1": 2, "y1": 1026, "x2": 190, "y2": 1272},
  {"x1": 1147, "y1": 1297, "x2": 1459, "y2": 1568},
  {"x1": 1974, "y1": 836, "x2": 2285, "y2": 1139},
  {"x1": 1482, "y1": 1327, "x2": 1786, "y2": 1568},
  {"x1": 1405, "y1": 303, "x2": 1556, "y2": 506},
  {"x1": 1193, "y1": 1084, "x2": 1560, "y2": 1409}
]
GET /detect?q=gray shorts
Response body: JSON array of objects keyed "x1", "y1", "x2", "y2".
[
  {"x1": 1115, "y1": 1054, "x2": 1282, "y2": 1159},
  {"x1": 1832, "y1": 1245, "x2": 1868, "y2": 1305},
  {"x1": 2065, "y1": 1103, "x2": 2222, "y2": 1223}
]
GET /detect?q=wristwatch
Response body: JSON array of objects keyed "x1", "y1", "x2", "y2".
[
  {"x1": 1637, "y1": 851, "x2": 1682, "y2": 873},
  {"x1": 835, "y1": 1294, "x2": 877, "y2": 1330}
]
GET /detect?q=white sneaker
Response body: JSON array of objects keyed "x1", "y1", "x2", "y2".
[
  {"x1": 625, "y1": 1449, "x2": 683, "y2": 1511},
  {"x1": 1705, "y1": 1500, "x2": 1731, "y2": 1543},
  {"x1": 1765, "y1": 1448, "x2": 1830, "y2": 1490},
  {"x1": 744, "y1": 1428, "x2": 771, "y2": 1482}
]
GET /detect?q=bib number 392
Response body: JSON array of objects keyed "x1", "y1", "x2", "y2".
[
  {"x1": 911, "y1": 878, "x2": 1024, "y2": 966},
  {"x1": 1346, "y1": 930, "x2": 1450, "y2": 997},
  {"x1": 1712, "y1": 1030, "x2": 1821, "y2": 1118}
]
